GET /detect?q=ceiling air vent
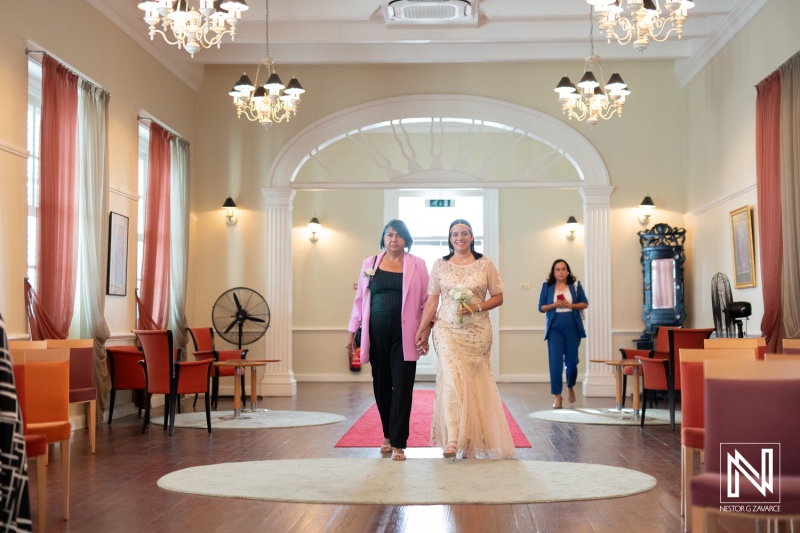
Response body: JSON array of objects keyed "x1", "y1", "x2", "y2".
[{"x1": 384, "y1": 0, "x2": 478, "y2": 26}]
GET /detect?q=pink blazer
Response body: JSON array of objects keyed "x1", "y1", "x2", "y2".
[{"x1": 348, "y1": 252, "x2": 430, "y2": 364}]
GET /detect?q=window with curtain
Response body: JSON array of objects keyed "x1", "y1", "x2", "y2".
[{"x1": 26, "y1": 58, "x2": 42, "y2": 288}]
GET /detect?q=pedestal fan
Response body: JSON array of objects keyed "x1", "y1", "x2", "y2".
[
  {"x1": 212, "y1": 287, "x2": 271, "y2": 348},
  {"x1": 711, "y1": 273, "x2": 751, "y2": 338}
]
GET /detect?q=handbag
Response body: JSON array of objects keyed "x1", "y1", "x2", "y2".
[{"x1": 354, "y1": 255, "x2": 378, "y2": 348}]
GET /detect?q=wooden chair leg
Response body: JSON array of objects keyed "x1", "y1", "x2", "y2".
[
  {"x1": 88, "y1": 399, "x2": 96, "y2": 454},
  {"x1": 667, "y1": 381, "x2": 676, "y2": 431},
  {"x1": 205, "y1": 386, "x2": 212, "y2": 433},
  {"x1": 640, "y1": 389, "x2": 648, "y2": 428},
  {"x1": 168, "y1": 393, "x2": 178, "y2": 437},
  {"x1": 60, "y1": 440, "x2": 70, "y2": 521},
  {"x1": 108, "y1": 388, "x2": 116, "y2": 424},
  {"x1": 31, "y1": 456, "x2": 46, "y2": 531},
  {"x1": 682, "y1": 446, "x2": 695, "y2": 532},
  {"x1": 622, "y1": 375, "x2": 627, "y2": 408},
  {"x1": 142, "y1": 393, "x2": 151, "y2": 434}
]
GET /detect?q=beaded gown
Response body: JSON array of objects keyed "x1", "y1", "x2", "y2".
[{"x1": 428, "y1": 257, "x2": 516, "y2": 459}]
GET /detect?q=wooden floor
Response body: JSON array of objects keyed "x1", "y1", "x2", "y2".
[{"x1": 32, "y1": 381, "x2": 774, "y2": 532}]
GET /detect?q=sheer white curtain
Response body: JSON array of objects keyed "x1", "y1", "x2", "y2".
[
  {"x1": 168, "y1": 137, "x2": 190, "y2": 358},
  {"x1": 77, "y1": 79, "x2": 112, "y2": 416},
  {"x1": 781, "y1": 52, "x2": 800, "y2": 340}
]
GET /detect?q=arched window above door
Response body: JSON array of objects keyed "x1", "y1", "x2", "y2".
[
  {"x1": 268, "y1": 94, "x2": 609, "y2": 190},
  {"x1": 293, "y1": 116, "x2": 582, "y2": 186}
]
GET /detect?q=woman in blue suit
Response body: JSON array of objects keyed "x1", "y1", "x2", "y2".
[{"x1": 538, "y1": 259, "x2": 588, "y2": 409}]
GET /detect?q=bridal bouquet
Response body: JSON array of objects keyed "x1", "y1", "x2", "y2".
[{"x1": 448, "y1": 286, "x2": 474, "y2": 323}]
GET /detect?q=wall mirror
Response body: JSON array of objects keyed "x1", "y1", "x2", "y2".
[{"x1": 635, "y1": 223, "x2": 686, "y2": 349}]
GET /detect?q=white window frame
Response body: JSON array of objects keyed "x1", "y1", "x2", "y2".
[
  {"x1": 136, "y1": 123, "x2": 149, "y2": 294},
  {"x1": 26, "y1": 58, "x2": 43, "y2": 289}
]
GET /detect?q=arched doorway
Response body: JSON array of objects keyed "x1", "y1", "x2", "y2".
[{"x1": 261, "y1": 95, "x2": 614, "y2": 397}]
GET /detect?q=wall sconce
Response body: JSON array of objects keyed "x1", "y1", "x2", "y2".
[
  {"x1": 222, "y1": 197, "x2": 238, "y2": 225},
  {"x1": 566, "y1": 215, "x2": 579, "y2": 240},
  {"x1": 308, "y1": 216, "x2": 321, "y2": 242},
  {"x1": 638, "y1": 195, "x2": 655, "y2": 225}
]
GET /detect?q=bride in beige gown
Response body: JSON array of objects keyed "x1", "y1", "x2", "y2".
[{"x1": 415, "y1": 220, "x2": 516, "y2": 460}]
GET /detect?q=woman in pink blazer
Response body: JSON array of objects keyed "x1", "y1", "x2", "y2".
[{"x1": 347, "y1": 219, "x2": 430, "y2": 462}]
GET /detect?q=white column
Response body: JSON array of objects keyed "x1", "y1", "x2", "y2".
[
  {"x1": 580, "y1": 186, "x2": 615, "y2": 397},
  {"x1": 260, "y1": 188, "x2": 297, "y2": 396}
]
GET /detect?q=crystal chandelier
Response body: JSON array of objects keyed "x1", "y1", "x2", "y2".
[
  {"x1": 554, "y1": 9, "x2": 630, "y2": 126},
  {"x1": 587, "y1": 0, "x2": 695, "y2": 53},
  {"x1": 137, "y1": 0, "x2": 249, "y2": 57},
  {"x1": 228, "y1": 0, "x2": 304, "y2": 129}
]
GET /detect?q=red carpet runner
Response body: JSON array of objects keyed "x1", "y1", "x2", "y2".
[{"x1": 335, "y1": 389, "x2": 531, "y2": 448}]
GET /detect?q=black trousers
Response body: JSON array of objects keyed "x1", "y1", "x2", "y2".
[{"x1": 369, "y1": 312, "x2": 416, "y2": 449}]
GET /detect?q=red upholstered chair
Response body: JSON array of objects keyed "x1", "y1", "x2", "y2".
[
  {"x1": 704, "y1": 337, "x2": 767, "y2": 360},
  {"x1": 691, "y1": 360, "x2": 800, "y2": 531},
  {"x1": 10, "y1": 354, "x2": 49, "y2": 529},
  {"x1": 20, "y1": 348, "x2": 72, "y2": 521},
  {"x1": 678, "y1": 348, "x2": 757, "y2": 532},
  {"x1": 637, "y1": 327, "x2": 714, "y2": 430},
  {"x1": 46, "y1": 339, "x2": 97, "y2": 453},
  {"x1": 133, "y1": 329, "x2": 213, "y2": 436},
  {"x1": 187, "y1": 327, "x2": 248, "y2": 409},
  {"x1": 618, "y1": 348, "x2": 653, "y2": 407},
  {"x1": 106, "y1": 346, "x2": 146, "y2": 424}
]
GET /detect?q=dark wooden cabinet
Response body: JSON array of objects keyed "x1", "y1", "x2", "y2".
[{"x1": 634, "y1": 223, "x2": 686, "y2": 349}]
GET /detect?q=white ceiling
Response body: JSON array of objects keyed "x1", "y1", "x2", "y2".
[{"x1": 88, "y1": 0, "x2": 768, "y2": 91}]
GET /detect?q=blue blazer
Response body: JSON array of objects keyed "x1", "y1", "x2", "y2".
[{"x1": 538, "y1": 281, "x2": 588, "y2": 341}]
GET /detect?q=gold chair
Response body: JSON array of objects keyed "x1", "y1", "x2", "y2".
[
  {"x1": 46, "y1": 339, "x2": 97, "y2": 453},
  {"x1": 703, "y1": 337, "x2": 766, "y2": 360},
  {"x1": 8, "y1": 340, "x2": 47, "y2": 350},
  {"x1": 10, "y1": 351, "x2": 49, "y2": 530},
  {"x1": 783, "y1": 338, "x2": 800, "y2": 354},
  {"x1": 22, "y1": 348, "x2": 71, "y2": 521},
  {"x1": 678, "y1": 348, "x2": 757, "y2": 532},
  {"x1": 690, "y1": 360, "x2": 800, "y2": 532}
]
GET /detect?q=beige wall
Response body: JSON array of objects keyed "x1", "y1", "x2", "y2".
[
  {"x1": 682, "y1": 0, "x2": 800, "y2": 330},
  {"x1": 192, "y1": 58, "x2": 684, "y2": 379},
  {"x1": 3, "y1": 0, "x2": 797, "y2": 385}
]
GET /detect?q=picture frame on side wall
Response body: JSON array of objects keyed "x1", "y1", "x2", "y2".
[
  {"x1": 107, "y1": 212, "x2": 129, "y2": 296},
  {"x1": 729, "y1": 205, "x2": 756, "y2": 289}
]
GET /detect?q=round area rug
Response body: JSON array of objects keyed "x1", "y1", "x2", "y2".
[
  {"x1": 151, "y1": 410, "x2": 346, "y2": 429},
  {"x1": 530, "y1": 407, "x2": 681, "y2": 426},
  {"x1": 157, "y1": 458, "x2": 656, "y2": 505}
]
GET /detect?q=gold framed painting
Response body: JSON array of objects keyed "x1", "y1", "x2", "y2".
[{"x1": 729, "y1": 205, "x2": 756, "y2": 289}]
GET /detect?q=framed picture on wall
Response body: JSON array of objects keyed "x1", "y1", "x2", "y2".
[
  {"x1": 107, "y1": 212, "x2": 129, "y2": 296},
  {"x1": 729, "y1": 205, "x2": 756, "y2": 289}
]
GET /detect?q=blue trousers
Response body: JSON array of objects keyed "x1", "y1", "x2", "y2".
[{"x1": 547, "y1": 312, "x2": 581, "y2": 395}]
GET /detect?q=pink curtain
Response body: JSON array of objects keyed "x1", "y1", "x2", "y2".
[
  {"x1": 137, "y1": 123, "x2": 172, "y2": 330},
  {"x1": 28, "y1": 56, "x2": 79, "y2": 340},
  {"x1": 756, "y1": 71, "x2": 783, "y2": 352}
]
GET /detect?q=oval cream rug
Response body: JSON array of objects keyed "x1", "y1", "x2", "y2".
[
  {"x1": 151, "y1": 410, "x2": 346, "y2": 429},
  {"x1": 157, "y1": 458, "x2": 656, "y2": 504},
  {"x1": 531, "y1": 407, "x2": 681, "y2": 426}
]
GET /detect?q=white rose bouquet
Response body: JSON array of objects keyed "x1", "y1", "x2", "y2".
[{"x1": 448, "y1": 286, "x2": 474, "y2": 323}]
